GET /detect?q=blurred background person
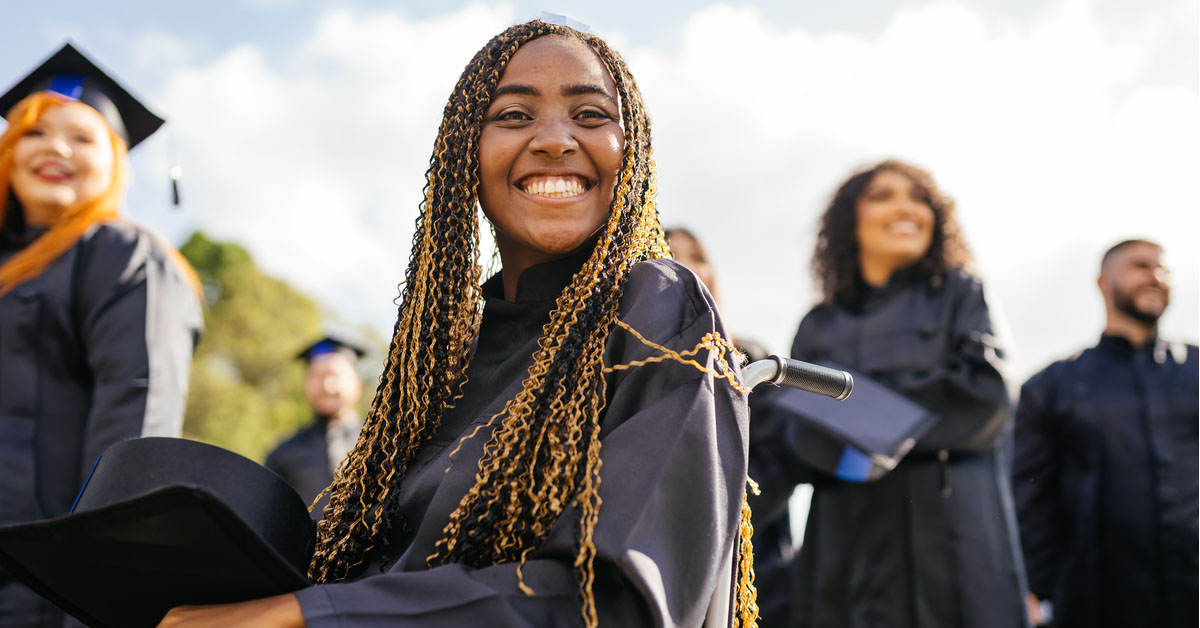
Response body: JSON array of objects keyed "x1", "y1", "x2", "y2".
[
  {"x1": 768, "y1": 159, "x2": 1026, "y2": 627},
  {"x1": 664, "y1": 227, "x2": 720, "y2": 305},
  {"x1": 265, "y1": 335, "x2": 366, "y2": 519},
  {"x1": 1012, "y1": 239, "x2": 1197, "y2": 628},
  {"x1": 665, "y1": 226, "x2": 793, "y2": 624},
  {"x1": 0, "y1": 43, "x2": 203, "y2": 627},
  {"x1": 664, "y1": 226, "x2": 768, "y2": 361}
]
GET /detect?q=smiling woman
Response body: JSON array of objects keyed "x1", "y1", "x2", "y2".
[
  {"x1": 158, "y1": 19, "x2": 752, "y2": 628},
  {"x1": 751, "y1": 159, "x2": 1028, "y2": 627},
  {"x1": 0, "y1": 43, "x2": 203, "y2": 627}
]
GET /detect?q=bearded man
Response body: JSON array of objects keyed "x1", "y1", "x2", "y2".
[{"x1": 1012, "y1": 239, "x2": 1197, "y2": 628}]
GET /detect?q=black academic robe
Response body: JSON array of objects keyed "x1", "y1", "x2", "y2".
[
  {"x1": 746, "y1": 383, "x2": 799, "y2": 628},
  {"x1": 265, "y1": 420, "x2": 335, "y2": 520},
  {"x1": 0, "y1": 219, "x2": 203, "y2": 627},
  {"x1": 1012, "y1": 335, "x2": 1199, "y2": 628},
  {"x1": 760, "y1": 268, "x2": 1026, "y2": 628},
  {"x1": 293, "y1": 254, "x2": 750, "y2": 627}
]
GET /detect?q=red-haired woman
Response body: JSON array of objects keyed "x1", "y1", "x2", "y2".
[{"x1": 0, "y1": 44, "x2": 203, "y2": 627}]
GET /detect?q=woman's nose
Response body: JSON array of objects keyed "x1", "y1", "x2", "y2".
[
  {"x1": 529, "y1": 118, "x2": 578, "y2": 158},
  {"x1": 45, "y1": 133, "x2": 73, "y2": 157}
]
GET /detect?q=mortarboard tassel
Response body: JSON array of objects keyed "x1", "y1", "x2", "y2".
[{"x1": 170, "y1": 165, "x2": 182, "y2": 207}]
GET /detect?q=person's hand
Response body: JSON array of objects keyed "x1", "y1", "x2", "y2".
[
  {"x1": 157, "y1": 593, "x2": 304, "y2": 628},
  {"x1": 1025, "y1": 592, "x2": 1043, "y2": 626}
]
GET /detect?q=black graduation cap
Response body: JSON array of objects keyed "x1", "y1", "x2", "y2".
[
  {"x1": 0, "y1": 41, "x2": 165, "y2": 150},
  {"x1": 0, "y1": 437, "x2": 315, "y2": 628},
  {"x1": 765, "y1": 364, "x2": 935, "y2": 482},
  {"x1": 297, "y1": 335, "x2": 367, "y2": 363}
]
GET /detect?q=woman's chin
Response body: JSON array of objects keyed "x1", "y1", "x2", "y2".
[{"x1": 530, "y1": 234, "x2": 598, "y2": 258}]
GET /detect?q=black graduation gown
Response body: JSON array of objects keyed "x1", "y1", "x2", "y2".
[
  {"x1": 765, "y1": 268, "x2": 1026, "y2": 628},
  {"x1": 746, "y1": 383, "x2": 799, "y2": 627},
  {"x1": 265, "y1": 419, "x2": 335, "y2": 520},
  {"x1": 0, "y1": 219, "x2": 203, "y2": 627},
  {"x1": 1012, "y1": 335, "x2": 1199, "y2": 628},
  {"x1": 293, "y1": 254, "x2": 750, "y2": 627}
]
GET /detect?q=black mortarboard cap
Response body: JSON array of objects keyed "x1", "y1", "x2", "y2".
[
  {"x1": 297, "y1": 335, "x2": 367, "y2": 363},
  {"x1": 764, "y1": 364, "x2": 935, "y2": 482},
  {"x1": 0, "y1": 437, "x2": 315, "y2": 628},
  {"x1": 0, "y1": 42, "x2": 165, "y2": 149}
]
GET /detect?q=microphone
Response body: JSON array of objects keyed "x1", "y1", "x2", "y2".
[{"x1": 743, "y1": 355, "x2": 853, "y2": 400}]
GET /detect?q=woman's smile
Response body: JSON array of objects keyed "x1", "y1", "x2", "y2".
[{"x1": 516, "y1": 173, "x2": 591, "y2": 200}]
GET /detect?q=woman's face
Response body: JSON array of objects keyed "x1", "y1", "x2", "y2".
[
  {"x1": 10, "y1": 102, "x2": 115, "y2": 225},
  {"x1": 854, "y1": 169, "x2": 935, "y2": 274},
  {"x1": 666, "y1": 231, "x2": 716, "y2": 291},
  {"x1": 477, "y1": 36, "x2": 624, "y2": 276}
]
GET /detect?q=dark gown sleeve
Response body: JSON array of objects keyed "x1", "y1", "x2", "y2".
[
  {"x1": 1010, "y1": 366, "x2": 1064, "y2": 599},
  {"x1": 294, "y1": 260, "x2": 750, "y2": 627},
  {"x1": 768, "y1": 274, "x2": 1009, "y2": 484},
  {"x1": 76, "y1": 224, "x2": 203, "y2": 482},
  {"x1": 869, "y1": 274, "x2": 1010, "y2": 453}
]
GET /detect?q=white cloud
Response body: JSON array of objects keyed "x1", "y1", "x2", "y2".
[
  {"x1": 628, "y1": 0, "x2": 1198, "y2": 379},
  {"x1": 144, "y1": 0, "x2": 1195, "y2": 381},
  {"x1": 154, "y1": 3, "x2": 518, "y2": 331}
]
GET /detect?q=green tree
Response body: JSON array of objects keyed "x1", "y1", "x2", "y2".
[{"x1": 180, "y1": 232, "x2": 322, "y2": 461}]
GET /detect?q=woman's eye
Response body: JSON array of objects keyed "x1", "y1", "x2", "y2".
[
  {"x1": 576, "y1": 109, "x2": 614, "y2": 122},
  {"x1": 493, "y1": 109, "x2": 531, "y2": 122},
  {"x1": 22, "y1": 128, "x2": 45, "y2": 137},
  {"x1": 74, "y1": 134, "x2": 94, "y2": 144}
]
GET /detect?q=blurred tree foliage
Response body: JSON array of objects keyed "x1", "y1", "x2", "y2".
[{"x1": 179, "y1": 232, "x2": 322, "y2": 462}]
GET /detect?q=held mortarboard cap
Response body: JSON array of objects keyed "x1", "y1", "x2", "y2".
[
  {"x1": 297, "y1": 335, "x2": 367, "y2": 363},
  {"x1": 0, "y1": 41, "x2": 165, "y2": 149},
  {"x1": 0, "y1": 437, "x2": 315, "y2": 628}
]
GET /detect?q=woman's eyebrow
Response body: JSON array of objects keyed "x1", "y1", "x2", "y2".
[
  {"x1": 563, "y1": 83, "x2": 616, "y2": 103},
  {"x1": 493, "y1": 83, "x2": 616, "y2": 104},
  {"x1": 493, "y1": 84, "x2": 540, "y2": 98}
]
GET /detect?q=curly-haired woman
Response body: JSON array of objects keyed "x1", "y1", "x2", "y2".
[
  {"x1": 159, "y1": 20, "x2": 753, "y2": 628},
  {"x1": 775, "y1": 160, "x2": 1027, "y2": 627}
]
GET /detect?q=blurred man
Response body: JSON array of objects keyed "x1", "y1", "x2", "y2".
[
  {"x1": 1012, "y1": 239, "x2": 1197, "y2": 628},
  {"x1": 266, "y1": 336, "x2": 365, "y2": 520}
]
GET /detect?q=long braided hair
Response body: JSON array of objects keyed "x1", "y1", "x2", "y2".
[{"x1": 308, "y1": 20, "x2": 684, "y2": 626}]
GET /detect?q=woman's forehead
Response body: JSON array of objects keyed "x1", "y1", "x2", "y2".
[
  {"x1": 498, "y1": 36, "x2": 616, "y2": 93},
  {"x1": 39, "y1": 101, "x2": 111, "y2": 130}
]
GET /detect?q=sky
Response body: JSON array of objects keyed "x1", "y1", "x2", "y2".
[{"x1": 4, "y1": 0, "x2": 1198, "y2": 383}]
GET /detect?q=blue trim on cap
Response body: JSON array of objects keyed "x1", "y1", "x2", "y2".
[
  {"x1": 46, "y1": 74, "x2": 85, "y2": 100},
  {"x1": 70, "y1": 454, "x2": 103, "y2": 513},
  {"x1": 834, "y1": 446, "x2": 874, "y2": 483},
  {"x1": 308, "y1": 340, "x2": 337, "y2": 359}
]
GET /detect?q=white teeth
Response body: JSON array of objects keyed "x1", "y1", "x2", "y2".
[{"x1": 521, "y1": 176, "x2": 586, "y2": 198}]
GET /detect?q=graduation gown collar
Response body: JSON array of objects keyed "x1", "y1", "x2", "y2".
[
  {"x1": 0, "y1": 207, "x2": 48, "y2": 253},
  {"x1": 482, "y1": 244, "x2": 593, "y2": 305},
  {"x1": 848, "y1": 264, "x2": 926, "y2": 312},
  {"x1": 1097, "y1": 332, "x2": 1157, "y2": 356}
]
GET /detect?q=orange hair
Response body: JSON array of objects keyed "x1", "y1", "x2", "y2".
[{"x1": 0, "y1": 91, "x2": 199, "y2": 296}]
